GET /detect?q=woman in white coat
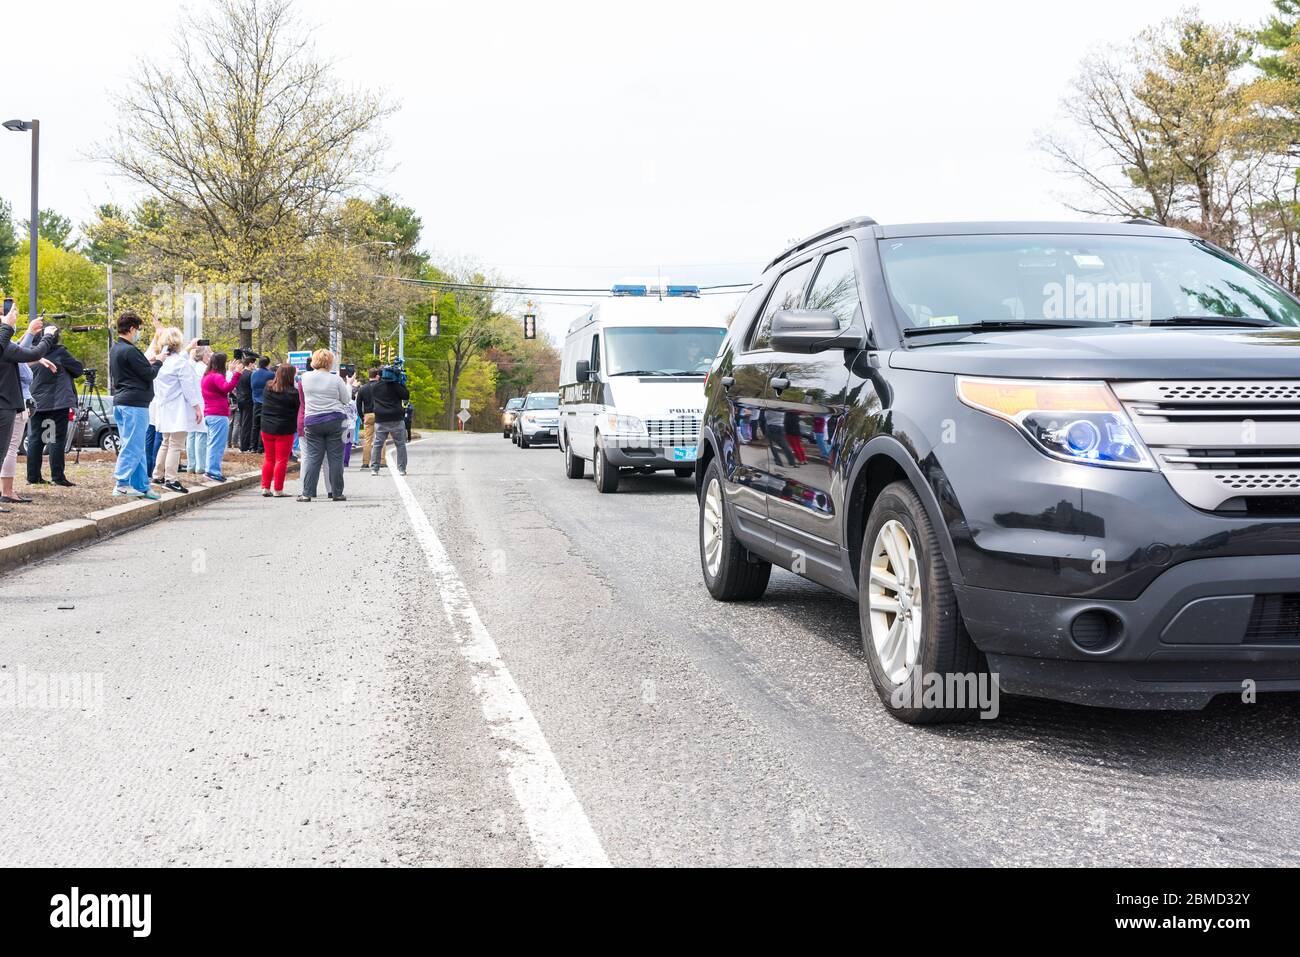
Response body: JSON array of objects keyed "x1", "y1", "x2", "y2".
[{"x1": 149, "y1": 327, "x2": 204, "y2": 493}]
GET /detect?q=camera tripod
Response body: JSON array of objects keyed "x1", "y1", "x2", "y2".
[{"x1": 67, "y1": 369, "x2": 114, "y2": 464}]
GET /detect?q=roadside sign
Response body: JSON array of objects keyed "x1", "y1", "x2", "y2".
[
  {"x1": 288, "y1": 350, "x2": 311, "y2": 371},
  {"x1": 457, "y1": 409, "x2": 472, "y2": 424},
  {"x1": 461, "y1": 399, "x2": 471, "y2": 410}
]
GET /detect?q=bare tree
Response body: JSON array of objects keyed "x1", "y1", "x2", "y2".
[{"x1": 101, "y1": 0, "x2": 394, "y2": 346}]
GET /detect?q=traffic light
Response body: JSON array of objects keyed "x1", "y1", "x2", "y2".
[
  {"x1": 428, "y1": 313, "x2": 439, "y2": 337},
  {"x1": 523, "y1": 313, "x2": 536, "y2": 340}
]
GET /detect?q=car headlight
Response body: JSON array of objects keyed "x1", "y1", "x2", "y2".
[
  {"x1": 956, "y1": 376, "x2": 1153, "y2": 470},
  {"x1": 605, "y1": 413, "x2": 646, "y2": 433}
]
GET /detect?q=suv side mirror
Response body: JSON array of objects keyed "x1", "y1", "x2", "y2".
[
  {"x1": 771, "y1": 309, "x2": 866, "y2": 354},
  {"x1": 576, "y1": 360, "x2": 591, "y2": 383}
]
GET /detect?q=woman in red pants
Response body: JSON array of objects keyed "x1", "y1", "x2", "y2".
[{"x1": 258, "y1": 363, "x2": 300, "y2": 496}]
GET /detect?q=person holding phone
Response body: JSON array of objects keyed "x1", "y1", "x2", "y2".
[
  {"x1": 148, "y1": 328, "x2": 203, "y2": 493},
  {"x1": 200, "y1": 352, "x2": 244, "y2": 481},
  {"x1": 26, "y1": 319, "x2": 85, "y2": 489},
  {"x1": 0, "y1": 296, "x2": 58, "y2": 510},
  {"x1": 109, "y1": 312, "x2": 164, "y2": 499}
]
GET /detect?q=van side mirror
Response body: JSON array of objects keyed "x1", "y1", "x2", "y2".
[
  {"x1": 771, "y1": 309, "x2": 866, "y2": 354},
  {"x1": 576, "y1": 360, "x2": 591, "y2": 383}
]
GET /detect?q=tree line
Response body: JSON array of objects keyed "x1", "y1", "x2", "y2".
[
  {"x1": 1042, "y1": 1, "x2": 1300, "y2": 291},
  {"x1": 1, "y1": 0, "x2": 558, "y2": 429}
]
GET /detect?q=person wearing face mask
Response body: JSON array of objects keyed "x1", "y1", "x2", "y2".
[
  {"x1": 108, "y1": 312, "x2": 164, "y2": 499},
  {"x1": 0, "y1": 299, "x2": 58, "y2": 512}
]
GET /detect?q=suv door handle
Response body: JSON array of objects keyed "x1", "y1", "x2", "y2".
[
  {"x1": 770, "y1": 376, "x2": 790, "y2": 393},
  {"x1": 720, "y1": 375, "x2": 735, "y2": 390}
]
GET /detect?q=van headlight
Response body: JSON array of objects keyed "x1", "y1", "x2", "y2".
[
  {"x1": 606, "y1": 413, "x2": 646, "y2": 434},
  {"x1": 956, "y1": 376, "x2": 1154, "y2": 470}
]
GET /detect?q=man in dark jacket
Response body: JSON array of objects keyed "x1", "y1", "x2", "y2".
[
  {"x1": 109, "y1": 312, "x2": 163, "y2": 498},
  {"x1": 0, "y1": 303, "x2": 57, "y2": 511},
  {"x1": 369, "y1": 373, "x2": 410, "y2": 476},
  {"x1": 27, "y1": 327, "x2": 85, "y2": 486},
  {"x1": 235, "y1": 352, "x2": 256, "y2": 451}
]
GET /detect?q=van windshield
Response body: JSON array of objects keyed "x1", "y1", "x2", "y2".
[
  {"x1": 605, "y1": 326, "x2": 727, "y2": 376},
  {"x1": 879, "y1": 234, "x2": 1300, "y2": 329}
]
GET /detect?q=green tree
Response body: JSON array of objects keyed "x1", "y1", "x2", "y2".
[
  {"x1": 0, "y1": 199, "x2": 18, "y2": 283},
  {"x1": 20, "y1": 209, "x2": 76, "y2": 250},
  {"x1": 82, "y1": 204, "x2": 132, "y2": 265}
]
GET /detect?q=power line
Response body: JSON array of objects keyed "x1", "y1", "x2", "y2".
[{"x1": 368, "y1": 276, "x2": 753, "y2": 296}]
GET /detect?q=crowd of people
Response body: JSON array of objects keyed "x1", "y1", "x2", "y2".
[{"x1": 0, "y1": 295, "x2": 413, "y2": 513}]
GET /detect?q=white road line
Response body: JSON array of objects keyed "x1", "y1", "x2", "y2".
[{"x1": 388, "y1": 456, "x2": 610, "y2": 868}]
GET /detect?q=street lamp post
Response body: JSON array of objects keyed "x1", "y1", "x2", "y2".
[{"x1": 4, "y1": 119, "x2": 39, "y2": 323}]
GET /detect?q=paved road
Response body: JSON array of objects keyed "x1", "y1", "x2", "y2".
[{"x1": 3, "y1": 432, "x2": 1299, "y2": 866}]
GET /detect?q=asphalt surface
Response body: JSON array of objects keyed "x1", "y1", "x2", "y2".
[{"x1": 3, "y1": 431, "x2": 1299, "y2": 866}]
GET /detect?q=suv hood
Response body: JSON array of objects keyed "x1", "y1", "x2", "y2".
[{"x1": 888, "y1": 325, "x2": 1300, "y2": 379}]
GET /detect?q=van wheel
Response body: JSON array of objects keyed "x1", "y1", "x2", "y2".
[
  {"x1": 699, "y1": 459, "x2": 770, "y2": 600},
  {"x1": 564, "y1": 438, "x2": 585, "y2": 479},
  {"x1": 860, "y1": 480, "x2": 987, "y2": 724},
  {"x1": 593, "y1": 437, "x2": 619, "y2": 493}
]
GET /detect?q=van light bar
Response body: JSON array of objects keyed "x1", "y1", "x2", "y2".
[{"x1": 612, "y1": 284, "x2": 648, "y2": 297}]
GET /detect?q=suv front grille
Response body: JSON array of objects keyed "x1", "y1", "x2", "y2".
[
  {"x1": 646, "y1": 416, "x2": 701, "y2": 447},
  {"x1": 1246, "y1": 594, "x2": 1300, "y2": 642},
  {"x1": 1113, "y1": 379, "x2": 1300, "y2": 511}
]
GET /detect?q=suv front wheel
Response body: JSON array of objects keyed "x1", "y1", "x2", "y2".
[
  {"x1": 699, "y1": 459, "x2": 770, "y2": 600},
  {"x1": 860, "y1": 481, "x2": 986, "y2": 723}
]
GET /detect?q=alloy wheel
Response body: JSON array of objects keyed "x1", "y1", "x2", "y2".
[{"x1": 867, "y1": 519, "x2": 924, "y2": 684}]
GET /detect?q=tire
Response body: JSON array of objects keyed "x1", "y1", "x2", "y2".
[
  {"x1": 519, "y1": 434, "x2": 530, "y2": 449},
  {"x1": 503, "y1": 429, "x2": 510, "y2": 439},
  {"x1": 593, "y1": 435, "x2": 619, "y2": 493},
  {"x1": 99, "y1": 430, "x2": 119, "y2": 453},
  {"x1": 859, "y1": 480, "x2": 987, "y2": 724},
  {"x1": 698, "y1": 459, "x2": 770, "y2": 600},
  {"x1": 674, "y1": 466, "x2": 694, "y2": 478},
  {"x1": 564, "y1": 437, "x2": 585, "y2": 479}
]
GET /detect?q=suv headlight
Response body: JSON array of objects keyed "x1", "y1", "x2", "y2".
[
  {"x1": 956, "y1": 376, "x2": 1154, "y2": 470},
  {"x1": 605, "y1": 413, "x2": 646, "y2": 434}
]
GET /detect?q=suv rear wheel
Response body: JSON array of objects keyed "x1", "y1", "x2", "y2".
[
  {"x1": 593, "y1": 436, "x2": 619, "y2": 493},
  {"x1": 699, "y1": 459, "x2": 770, "y2": 600},
  {"x1": 860, "y1": 481, "x2": 986, "y2": 723}
]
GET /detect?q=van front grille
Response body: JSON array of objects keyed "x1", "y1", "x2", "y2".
[
  {"x1": 646, "y1": 416, "x2": 701, "y2": 447},
  {"x1": 1112, "y1": 379, "x2": 1300, "y2": 511}
]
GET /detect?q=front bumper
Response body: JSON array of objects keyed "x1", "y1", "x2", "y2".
[
  {"x1": 520, "y1": 421, "x2": 558, "y2": 442},
  {"x1": 604, "y1": 445, "x2": 697, "y2": 470},
  {"x1": 956, "y1": 553, "x2": 1300, "y2": 709}
]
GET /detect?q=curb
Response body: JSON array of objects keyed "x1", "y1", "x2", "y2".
[{"x1": 0, "y1": 469, "x2": 264, "y2": 572}]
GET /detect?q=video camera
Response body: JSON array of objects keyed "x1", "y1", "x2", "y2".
[
  {"x1": 233, "y1": 347, "x2": 262, "y2": 363},
  {"x1": 380, "y1": 358, "x2": 407, "y2": 386}
]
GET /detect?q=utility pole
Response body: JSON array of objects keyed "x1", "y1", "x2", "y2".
[
  {"x1": 398, "y1": 313, "x2": 405, "y2": 362},
  {"x1": 106, "y1": 263, "x2": 115, "y2": 390},
  {"x1": 27, "y1": 120, "x2": 38, "y2": 324}
]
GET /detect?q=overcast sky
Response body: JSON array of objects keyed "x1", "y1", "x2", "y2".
[{"x1": 2, "y1": 0, "x2": 1261, "y2": 340}]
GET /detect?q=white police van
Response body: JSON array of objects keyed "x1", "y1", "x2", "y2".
[{"x1": 558, "y1": 283, "x2": 728, "y2": 493}]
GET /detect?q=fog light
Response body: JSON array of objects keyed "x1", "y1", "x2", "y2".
[{"x1": 1070, "y1": 610, "x2": 1122, "y2": 651}]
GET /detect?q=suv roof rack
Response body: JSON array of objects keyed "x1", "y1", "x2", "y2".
[{"x1": 763, "y1": 215, "x2": 877, "y2": 273}]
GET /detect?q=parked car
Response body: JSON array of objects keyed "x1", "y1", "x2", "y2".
[
  {"x1": 697, "y1": 216, "x2": 1300, "y2": 723},
  {"x1": 72, "y1": 395, "x2": 119, "y2": 451},
  {"x1": 513, "y1": 392, "x2": 559, "y2": 448},
  {"x1": 501, "y1": 397, "x2": 525, "y2": 438}
]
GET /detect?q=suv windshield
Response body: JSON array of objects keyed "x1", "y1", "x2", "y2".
[
  {"x1": 506, "y1": 398, "x2": 524, "y2": 410},
  {"x1": 524, "y1": 394, "x2": 558, "y2": 410},
  {"x1": 880, "y1": 234, "x2": 1300, "y2": 329},
  {"x1": 604, "y1": 326, "x2": 726, "y2": 376}
]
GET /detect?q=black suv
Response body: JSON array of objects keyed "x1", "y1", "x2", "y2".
[{"x1": 697, "y1": 218, "x2": 1300, "y2": 722}]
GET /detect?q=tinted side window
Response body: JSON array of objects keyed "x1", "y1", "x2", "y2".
[
  {"x1": 748, "y1": 260, "x2": 813, "y2": 350},
  {"x1": 804, "y1": 248, "x2": 860, "y2": 329},
  {"x1": 589, "y1": 333, "x2": 601, "y2": 373}
]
